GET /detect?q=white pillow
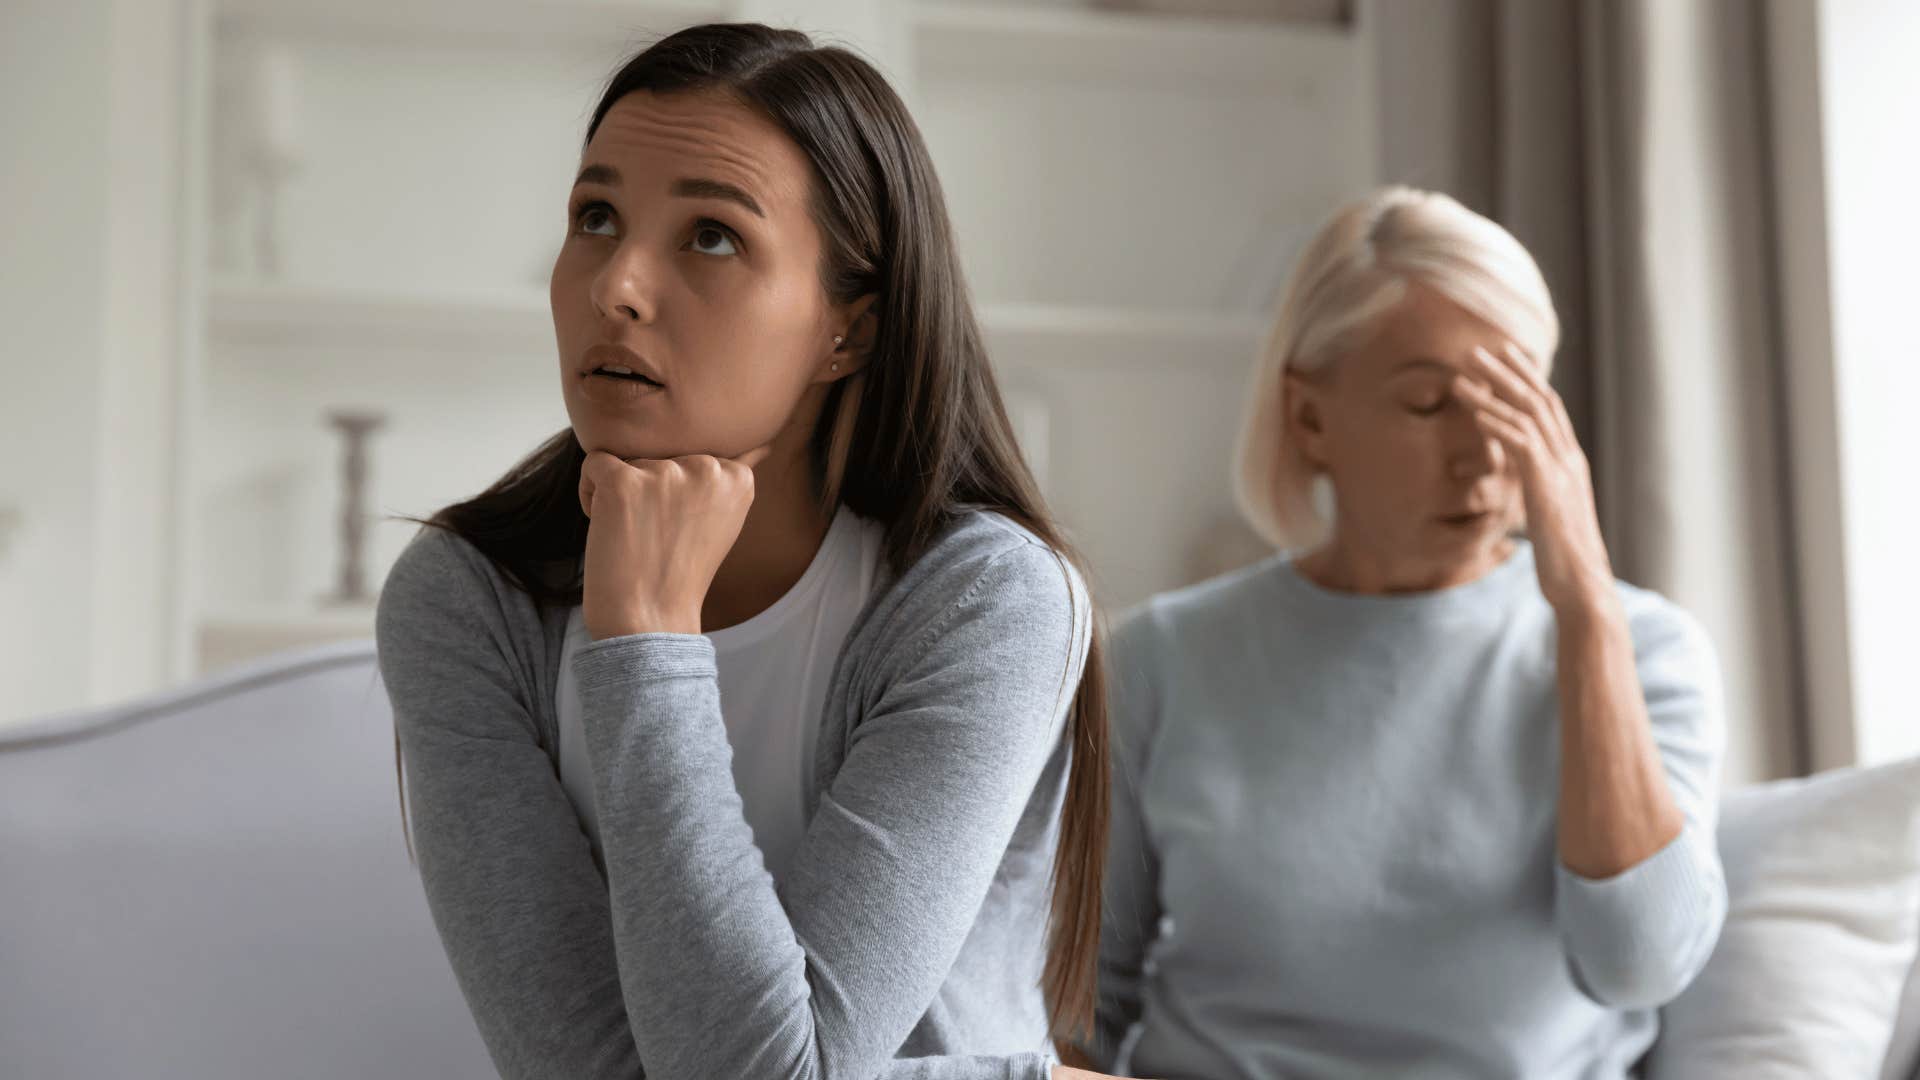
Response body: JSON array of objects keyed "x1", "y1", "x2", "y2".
[
  {"x1": 1883, "y1": 962, "x2": 1920, "y2": 1080},
  {"x1": 1645, "y1": 756, "x2": 1920, "y2": 1079}
]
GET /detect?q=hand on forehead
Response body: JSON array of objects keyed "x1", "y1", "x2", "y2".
[{"x1": 1354, "y1": 283, "x2": 1523, "y2": 383}]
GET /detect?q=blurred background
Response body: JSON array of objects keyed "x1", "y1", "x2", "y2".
[{"x1": 0, "y1": 0, "x2": 1913, "y2": 790}]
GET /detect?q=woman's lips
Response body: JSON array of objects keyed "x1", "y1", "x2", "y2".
[
  {"x1": 582, "y1": 343, "x2": 666, "y2": 386},
  {"x1": 579, "y1": 369, "x2": 665, "y2": 406}
]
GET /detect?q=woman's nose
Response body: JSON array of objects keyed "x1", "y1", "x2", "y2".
[
  {"x1": 589, "y1": 243, "x2": 660, "y2": 325},
  {"x1": 1448, "y1": 417, "x2": 1505, "y2": 481}
]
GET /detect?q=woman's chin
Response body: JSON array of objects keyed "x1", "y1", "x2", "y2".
[{"x1": 572, "y1": 425, "x2": 678, "y2": 463}]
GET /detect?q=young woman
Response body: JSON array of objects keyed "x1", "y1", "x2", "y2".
[
  {"x1": 376, "y1": 24, "x2": 1119, "y2": 1080},
  {"x1": 1069, "y1": 188, "x2": 1728, "y2": 1078}
]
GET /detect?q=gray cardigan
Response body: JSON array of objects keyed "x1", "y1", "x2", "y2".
[{"x1": 376, "y1": 510, "x2": 1091, "y2": 1080}]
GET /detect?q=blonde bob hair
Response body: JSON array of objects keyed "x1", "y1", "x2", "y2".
[{"x1": 1232, "y1": 186, "x2": 1561, "y2": 552}]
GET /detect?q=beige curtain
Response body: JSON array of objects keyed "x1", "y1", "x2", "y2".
[{"x1": 1374, "y1": 0, "x2": 1812, "y2": 784}]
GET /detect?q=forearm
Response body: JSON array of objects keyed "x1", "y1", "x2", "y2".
[
  {"x1": 574, "y1": 620, "x2": 1074, "y2": 1079},
  {"x1": 1554, "y1": 595, "x2": 1684, "y2": 879}
]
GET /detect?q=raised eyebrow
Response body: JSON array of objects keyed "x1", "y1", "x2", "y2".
[
  {"x1": 670, "y1": 177, "x2": 765, "y2": 218},
  {"x1": 569, "y1": 166, "x2": 766, "y2": 220},
  {"x1": 573, "y1": 163, "x2": 620, "y2": 188}
]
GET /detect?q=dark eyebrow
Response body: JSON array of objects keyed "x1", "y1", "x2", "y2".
[
  {"x1": 573, "y1": 163, "x2": 621, "y2": 188},
  {"x1": 1391, "y1": 358, "x2": 1453, "y2": 376},
  {"x1": 570, "y1": 166, "x2": 766, "y2": 220},
  {"x1": 670, "y1": 177, "x2": 765, "y2": 218}
]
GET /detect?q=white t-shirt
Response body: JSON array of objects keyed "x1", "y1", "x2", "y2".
[{"x1": 554, "y1": 505, "x2": 887, "y2": 883}]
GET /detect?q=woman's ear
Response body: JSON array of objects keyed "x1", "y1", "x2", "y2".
[
  {"x1": 820, "y1": 294, "x2": 879, "y2": 383},
  {"x1": 1283, "y1": 369, "x2": 1330, "y2": 469}
]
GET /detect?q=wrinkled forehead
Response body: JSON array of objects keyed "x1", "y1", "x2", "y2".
[{"x1": 580, "y1": 91, "x2": 811, "y2": 215}]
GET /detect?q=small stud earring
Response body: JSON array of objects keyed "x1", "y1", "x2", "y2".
[
  {"x1": 831, "y1": 361, "x2": 840, "y2": 372},
  {"x1": 833, "y1": 335, "x2": 845, "y2": 348}
]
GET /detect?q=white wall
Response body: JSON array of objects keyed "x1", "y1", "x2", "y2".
[
  {"x1": 1368, "y1": 0, "x2": 1492, "y2": 209},
  {"x1": 0, "y1": 0, "x2": 185, "y2": 724},
  {"x1": 1809, "y1": 0, "x2": 1920, "y2": 765},
  {"x1": 95, "y1": 0, "x2": 187, "y2": 702},
  {"x1": 0, "y1": 1, "x2": 114, "y2": 721}
]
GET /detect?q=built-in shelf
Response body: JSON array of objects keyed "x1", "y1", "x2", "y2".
[
  {"x1": 207, "y1": 280, "x2": 553, "y2": 352},
  {"x1": 213, "y1": 0, "x2": 726, "y2": 48},
  {"x1": 173, "y1": 0, "x2": 1361, "y2": 682},
  {"x1": 197, "y1": 606, "x2": 378, "y2": 675},
  {"x1": 206, "y1": 281, "x2": 1267, "y2": 366},
  {"x1": 213, "y1": 0, "x2": 1352, "y2": 88},
  {"x1": 981, "y1": 301, "x2": 1267, "y2": 351},
  {"x1": 200, "y1": 606, "x2": 379, "y2": 632},
  {"x1": 910, "y1": 0, "x2": 1353, "y2": 92}
]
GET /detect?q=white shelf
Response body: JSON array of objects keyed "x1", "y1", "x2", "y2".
[
  {"x1": 983, "y1": 301, "x2": 1265, "y2": 345},
  {"x1": 196, "y1": 606, "x2": 378, "y2": 675},
  {"x1": 206, "y1": 281, "x2": 1266, "y2": 366},
  {"x1": 213, "y1": 0, "x2": 729, "y2": 48},
  {"x1": 207, "y1": 280, "x2": 551, "y2": 353},
  {"x1": 200, "y1": 606, "x2": 379, "y2": 633},
  {"x1": 910, "y1": 1, "x2": 1355, "y2": 92},
  {"x1": 980, "y1": 302, "x2": 1267, "y2": 371}
]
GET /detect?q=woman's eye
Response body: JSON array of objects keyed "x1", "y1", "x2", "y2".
[
  {"x1": 688, "y1": 221, "x2": 739, "y2": 257},
  {"x1": 572, "y1": 201, "x2": 616, "y2": 237},
  {"x1": 1407, "y1": 396, "x2": 1448, "y2": 416}
]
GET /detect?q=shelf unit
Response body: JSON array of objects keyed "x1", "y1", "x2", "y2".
[
  {"x1": 911, "y1": 1, "x2": 1348, "y2": 92},
  {"x1": 178, "y1": 0, "x2": 1374, "y2": 674},
  {"x1": 214, "y1": 0, "x2": 729, "y2": 46},
  {"x1": 207, "y1": 280, "x2": 554, "y2": 353},
  {"x1": 196, "y1": 606, "x2": 380, "y2": 675},
  {"x1": 217, "y1": 0, "x2": 1345, "y2": 59},
  {"x1": 207, "y1": 280, "x2": 1268, "y2": 366}
]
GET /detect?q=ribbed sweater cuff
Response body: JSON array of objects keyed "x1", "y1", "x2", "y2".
[
  {"x1": 571, "y1": 632, "x2": 716, "y2": 688},
  {"x1": 1011, "y1": 1052, "x2": 1052, "y2": 1080},
  {"x1": 1555, "y1": 824, "x2": 1725, "y2": 1004}
]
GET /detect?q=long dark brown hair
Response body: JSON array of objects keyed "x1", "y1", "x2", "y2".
[{"x1": 395, "y1": 23, "x2": 1110, "y2": 1042}]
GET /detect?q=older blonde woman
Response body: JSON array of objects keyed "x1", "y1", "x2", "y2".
[{"x1": 1069, "y1": 188, "x2": 1727, "y2": 1079}]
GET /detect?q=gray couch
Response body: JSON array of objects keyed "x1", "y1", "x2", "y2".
[
  {"x1": 3, "y1": 641, "x2": 1916, "y2": 1078},
  {"x1": 0, "y1": 642, "x2": 491, "y2": 1079}
]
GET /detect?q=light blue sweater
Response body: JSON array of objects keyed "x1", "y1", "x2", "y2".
[{"x1": 1081, "y1": 541, "x2": 1727, "y2": 1079}]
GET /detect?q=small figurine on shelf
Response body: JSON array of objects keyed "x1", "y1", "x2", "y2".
[
  {"x1": 323, "y1": 408, "x2": 386, "y2": 606},
  {"x1": 211, "y1": 38, "x2": 302, "y2": 277}
]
